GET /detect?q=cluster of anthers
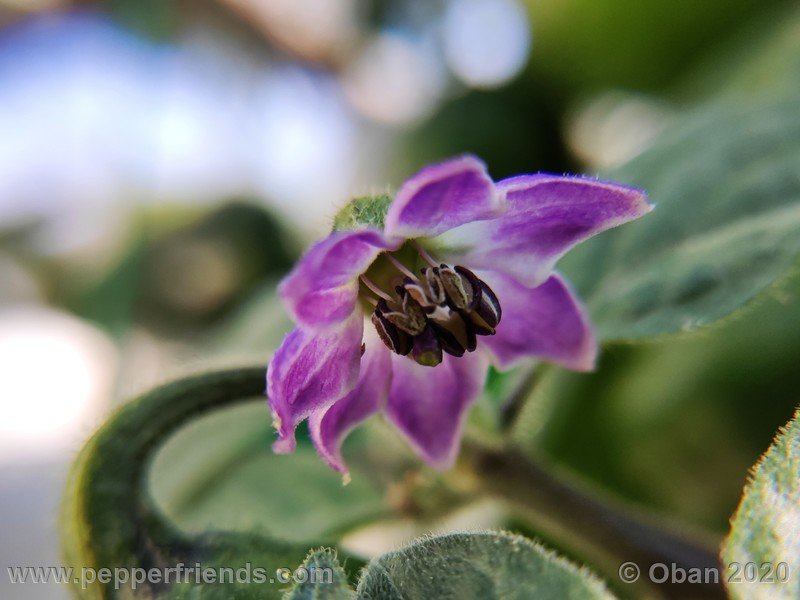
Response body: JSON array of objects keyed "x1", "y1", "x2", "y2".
[{"x1": 360, "y1": 243, "x2": 502, "y2": 368}]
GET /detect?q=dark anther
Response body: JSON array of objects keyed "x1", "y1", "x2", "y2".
[
  {"x1": 423, "y1": 267, "x2": 446, "y2": 305},
  {"x1": 360, "y1": 343, "x2": 366, "y2": 356},
  {"x1": 443, "y1": 266, "x2": 501, "y2": 336},
  {"x1": 430, "y1": 311, "x2": 477, "y2": 355},
  {"x1": 470, "y1": 276, "x2": 502, "y2": 333},
  {"x1": 404, "y1": 269, "x2": 445, "y2": 311},
  {"x1": 463, "y1": 317, "x2": 478, "y2": 351},
  {"x1": 454, "y1": 266, "x2": 484, "y2": 305},
  {"x1": 372, "y1": 302, "x2": 412, "y2": 355},
  {"x1": 381, "y1": 288, "x2": 426, "y2": 336},
  {"x1": 429, "y1": 320, "x2": 465, "y2": 357},
  {"x1": 438, "y1": 265, "x2": 478, "y2": 311}
]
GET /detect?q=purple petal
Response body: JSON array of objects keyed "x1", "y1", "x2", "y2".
[
  {"x1": 439, "y1": 174, "x2": 651, "y2": 287},
  {"x1": 267, "y1": 312, "x2": 364, "y2": 454},
  {"x1": 279, "y1": 229, "x2": 394, "y2": 331},
  {"x1": 385, "y1": 351, "x2": 489, "y2": 469},
  {"x1": 479, "y1": 271, "x2": 597, "y2": 371},
  {"x1": 383, "y1": 155, "x2": 502, "y2": 240},
  {"x1": 308, "y1": 336, "x2": 392, "y2": 475}
]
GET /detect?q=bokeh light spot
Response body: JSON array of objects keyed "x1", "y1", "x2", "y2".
[{"x1": 442, "y1": 0, "x2": 531, "y2": 89}]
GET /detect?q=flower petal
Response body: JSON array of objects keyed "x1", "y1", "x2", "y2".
[
  {"x1": 438, "y1": 174, "x2": 651, "y2": 287},
  {"x1": 479, "y1": 271, "x2": 597, "y2": 371},
  {"x1": 308, "y1": 335, "x2": 392, "y2": 475},
  {"x1": 279, "y1": 229, "x2": 394, "y2": 331},
  {"x1": 384, "y1": 351, "x2": 489, "y2": 469},
  {"x1": 383, "y1": 155, "x2": 502, "y2": 240},
  {"x1": 267, "y1": 312, "x2": 364, "y2": 454}
]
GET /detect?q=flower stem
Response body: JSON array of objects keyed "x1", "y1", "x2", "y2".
[
  {"x1": 498, "y1": 366, "x2": 540, "y2": 429},
  {"x1": 460, "y1": 439, "x2": 725, "y2": 598}
]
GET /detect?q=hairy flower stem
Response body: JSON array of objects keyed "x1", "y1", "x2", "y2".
[
  {"x1": 60, "y1": 368, "x2": 317, "y2": 598},
  {"x1": 460, "y1": 440, "x2": 725, "y2": 598}
]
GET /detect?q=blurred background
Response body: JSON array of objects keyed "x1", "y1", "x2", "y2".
[{"x1": 1, "y1": 0, "x2": 799, "y2": 597}]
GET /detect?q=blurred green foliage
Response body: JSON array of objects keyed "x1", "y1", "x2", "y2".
[
  {"x1": 402, "y1": 79, "x2": 573, "y2": 181},
  {"x1": 71, "y1": 202, "x2": 296, "y2": 336},
  {"x1": 523, "y1": 0, "x2": 794, "y2": 95},
  {"x1": 61, "y1": 369, "x2": 368, "y2": 600},
  {"x1": 105, "y1": 0, "x2": 178, "y2": 40}
]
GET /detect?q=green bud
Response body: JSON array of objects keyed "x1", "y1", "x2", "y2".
[{"x1": 332, "y1": 194, "x2": 393, "y2": 231}]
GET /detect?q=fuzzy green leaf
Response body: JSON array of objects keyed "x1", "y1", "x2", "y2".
[
  {"x1": 355, "y1": 531, "x2": 614, "y2": 600},
  {"x1": 723, "y1": 407, "x2": 800, "y2": 600},
  {"x1": 284, "y1": 549, "x2": 355, "y2": 600}
]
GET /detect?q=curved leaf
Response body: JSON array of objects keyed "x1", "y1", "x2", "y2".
[{"x1": 60, "y1": 368, "x2": 369, "y2": 599}]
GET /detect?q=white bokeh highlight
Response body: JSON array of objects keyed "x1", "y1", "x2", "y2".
[
  {"x1": 342, "y1": 31, "x2": 447, "y2": 126},
  {"x1": 442, "y1": 0, "x2": 531, "y2": 89},
  {"x1": 0, "y1": 307, "x2": 117, "y2": 462}
]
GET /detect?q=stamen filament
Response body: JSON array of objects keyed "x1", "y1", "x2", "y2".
[
  {"x1": 360, "y1": 275, "x2": 393, "y2": 302},
  {"x1": 412, "y1": 240, "x2": 439, "y2": 268},
  {"x1": 386, "y1": 254, "x2": 417, "y2": 281}
]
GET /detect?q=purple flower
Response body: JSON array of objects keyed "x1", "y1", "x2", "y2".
[{"x1": 267, "y1": 156, "x2": 651, "y2": 476}]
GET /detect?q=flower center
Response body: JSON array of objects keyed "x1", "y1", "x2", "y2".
[{"x1": 359, "y1": 243, "x2": 501, "y2": 367}]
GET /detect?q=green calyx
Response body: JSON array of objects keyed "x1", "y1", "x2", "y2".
[{"x1": 332, "y1": 193, "x2": 392, "y2": 231}]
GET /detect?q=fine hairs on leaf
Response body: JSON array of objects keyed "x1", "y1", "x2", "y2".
[
  {"x1": 332, "y1": 194, "x2": 393, "y2": 231},
  {"x1": 354, "y1": 530, "x2": 613, "y2": 600},
  {"x1": 285, "y1": 532, "x2": 614, "y2": 600},
  {"x1": 284, "y1": 548, "x2": 355, "y2": 600},
  {"x1": 723, "y1": 406, "x2": 800, "y2": 600}
]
